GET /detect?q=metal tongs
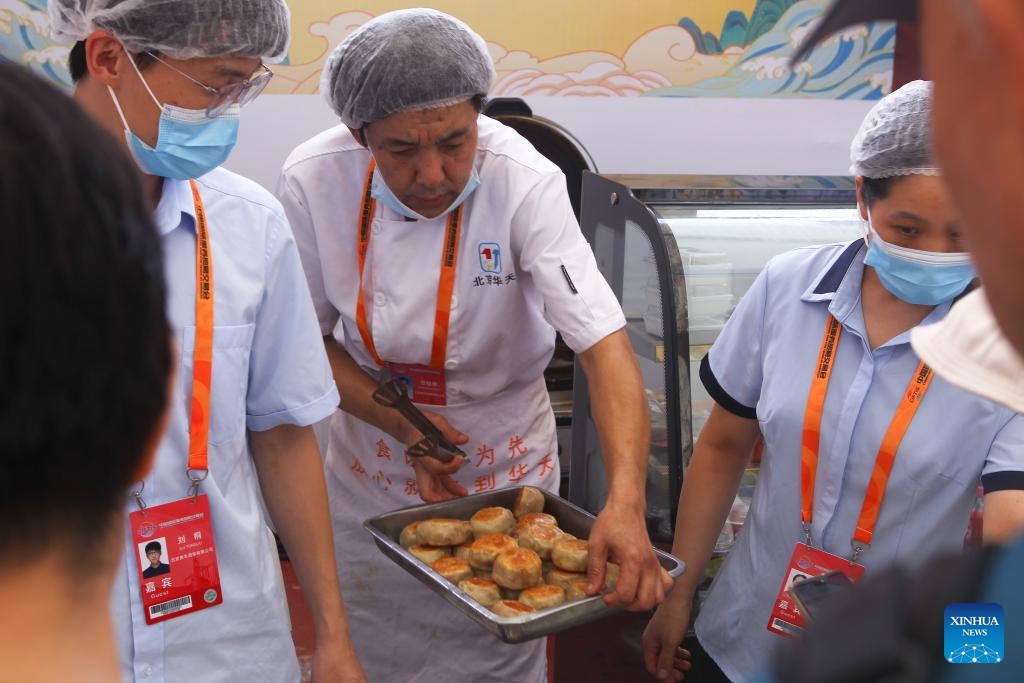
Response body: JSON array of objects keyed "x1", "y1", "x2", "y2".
[{"x1": 372, "y1": 378, "x2": 467, "y2": 464}]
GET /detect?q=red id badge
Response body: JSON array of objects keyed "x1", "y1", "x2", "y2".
[
  {"x1": 389, "y1": 363, "x2": 447, "y2": 406},
  {"x1": 766, "y1": 542, "x2": 864, "y2": 637},
  {"x1": 129, "y1": 494, "x2": 223, "y2": 624}
]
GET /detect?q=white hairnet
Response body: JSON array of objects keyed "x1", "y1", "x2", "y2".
[
  {"x1": 321, "y1": 8, "x2": 495, "y2": 129},
  {"x1": 48, "y1": 0, "x2": 291, "y2": 63},
  {"x1": 850, "y1": 80, "x2": 938, "y2": 178}
]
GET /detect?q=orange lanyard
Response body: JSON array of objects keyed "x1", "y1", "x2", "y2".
[
  {"x1": 800, "y1": 314, "x2": 934, "y2": 555},
  {"x1": 187, "y1": 180, "x2": 213, "y2": 475},
  {"x1": 355, "y1": 160, "x2": 463, "y2": 371}
]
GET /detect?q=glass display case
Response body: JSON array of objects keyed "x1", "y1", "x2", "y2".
[{"x1": 569, "y1": 173, "x2": 864, "y2": 548}]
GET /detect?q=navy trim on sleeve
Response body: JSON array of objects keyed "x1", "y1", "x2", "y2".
[
  {"x1": 982, "y1": 471, "x2": 1024, "y2": 493},
  {"x1": 699, "y1": 354, "x2": 757, "y2": 420},
  {"x1": 813, "y1": 239, "x2": 865, "y2": 295}
]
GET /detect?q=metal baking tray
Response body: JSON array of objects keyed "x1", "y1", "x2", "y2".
[{"x1": 363, "y1": 486, "x2": 686, "y2": 643}]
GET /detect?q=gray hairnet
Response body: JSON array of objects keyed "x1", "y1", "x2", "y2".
[
  {"x1": 321, "y1": 8, "x2": 495, "y2": 129},
  {"x1": 850, "y1": 80, "x2": 938, "y2": 179},
  {"x1": 48, "y1": 0, "x2": 291, "y2": 62}
]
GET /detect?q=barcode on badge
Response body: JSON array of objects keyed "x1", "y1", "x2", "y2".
[
  {"x1": 149, "y1": 595, "x2": 193, "y2": 619},
  {"x1": 770, "y1": 618, "x2": 804, "y2": 637}
]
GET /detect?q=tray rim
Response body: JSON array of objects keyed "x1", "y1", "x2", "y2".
[{"x1": 362, "y1": 486, "x2": 686, "y2": 643}]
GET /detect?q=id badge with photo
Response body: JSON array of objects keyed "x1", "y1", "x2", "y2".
[
  {"x1": 389, "y1": 363, "x2": 447, "y2": 406},
  {"x1": 766, "y1": 542, "x2": 864, "y2": 638},
  {"x1": 129, "y1": 494, "x2": 223, "y2": 625}
]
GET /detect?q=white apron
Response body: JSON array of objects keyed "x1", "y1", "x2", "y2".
[{"x1": 325, "y1": 376, "x2": 559, "y2": 683}]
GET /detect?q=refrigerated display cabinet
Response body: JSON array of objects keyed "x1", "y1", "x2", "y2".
[{"x1": 569, "y1": 172, "x2": 863, "y2": 538}]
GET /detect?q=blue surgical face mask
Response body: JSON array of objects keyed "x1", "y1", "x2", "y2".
[
  {"x1": 863, "y1": 218, "x2": 976, "y2": 305},
  {"x1": 371, "y1": 167, "x2": 480, "y2": 221},
  {"x1": 107, "y1": 54, "x2": 240, "y2": 180}
]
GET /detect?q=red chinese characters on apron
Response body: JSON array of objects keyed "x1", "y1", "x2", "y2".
[{"x1": 325, "y1": 378, "x2": 557, "y2": 682}]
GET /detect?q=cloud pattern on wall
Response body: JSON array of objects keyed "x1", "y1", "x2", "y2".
[
  {"x1": 0, "y1": 0, "x2": 70, "y2": 89},
  {"x1": 0, "y1": 0, "x2": 893, "y2": 100}
]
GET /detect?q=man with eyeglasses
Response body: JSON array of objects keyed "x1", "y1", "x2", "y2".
[{"x1": 49, "y1": 2, "x2": 367, "y2": 682}]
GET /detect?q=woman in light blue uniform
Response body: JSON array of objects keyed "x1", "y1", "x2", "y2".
[{"x1": 642, "y1": 80, "x2": 1024, "y2": 683}]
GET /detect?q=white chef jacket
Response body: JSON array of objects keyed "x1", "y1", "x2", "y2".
[
  {"x1": 278, "y1": 115, "x2": 625, "y2": 682},
  {"x1": 697, "y1": 241, "x2": 1024, "y2": 681},
  {"x1": 111, "y1": 170, "x2": 339, "y2": 683}
]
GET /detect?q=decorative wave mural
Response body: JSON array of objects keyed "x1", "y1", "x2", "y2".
[
  {"x1": 0, "y1": 0, "x2": 68, "y2": 87},
  {"x1": 1, "y1": 0, "x2": 893, "y2": 100},
  {"x1": 650, "y1": 0, "x2": 894, "y2": 98}
]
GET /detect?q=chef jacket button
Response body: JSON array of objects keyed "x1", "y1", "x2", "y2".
[
  {"x1": 372, "y1": 220, "x2": 382, "y2": 235},
  {"x1": 141, "y1": 665, "x2": 153, "y2": 677},
  {"x1": 374, "y1": 292, "x2": 387, "y2": 307},
  {"x1": 444, "y1": 359, "x2": 458, "y2": 370},
  {"x1": 450, "y1": 295, "x2": 458, "y2": 309}
]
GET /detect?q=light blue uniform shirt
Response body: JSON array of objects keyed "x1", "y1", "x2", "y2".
[
  {"x1": 110, "y1": 170, "x2": 339, "y2": 683},
  {"x1": 696, "y1": 241, "x2": 1024, "y2": 682}
]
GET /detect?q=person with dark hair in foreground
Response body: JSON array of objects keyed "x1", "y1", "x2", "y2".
[{"x1": 0, "y1": 60, "x2": 171, "y2": 683}]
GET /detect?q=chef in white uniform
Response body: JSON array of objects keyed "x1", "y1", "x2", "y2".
[{"x1": 277, "y1": 9, "x2": 670, "y2": 682}]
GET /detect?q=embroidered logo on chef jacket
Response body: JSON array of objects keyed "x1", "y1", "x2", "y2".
[{"x1": 478, "y1": 242, "x2": 501, "y2": 273}]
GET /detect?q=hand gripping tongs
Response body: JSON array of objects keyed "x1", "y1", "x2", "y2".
[{"x1": 371, "y1": 378, "x2": 467, "y2": 464}]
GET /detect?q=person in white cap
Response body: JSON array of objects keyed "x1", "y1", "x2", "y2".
[
  {"x1": 49, "y1": 1, "x2": 366, "y2": 681},
  {"x1": 641, "y1": 80, "x2": 1024, "y2": 683},
  {"x1": 277, "y1": 8, "x2": 669, "y2": 682},
  {"x1": 909, "y1": 0, "x2": 1024, "y2": 427}
]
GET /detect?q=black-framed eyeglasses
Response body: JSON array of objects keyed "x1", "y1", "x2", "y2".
[{"x1": 145, "y1": 52, "x2": 274, "y2": 118}]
